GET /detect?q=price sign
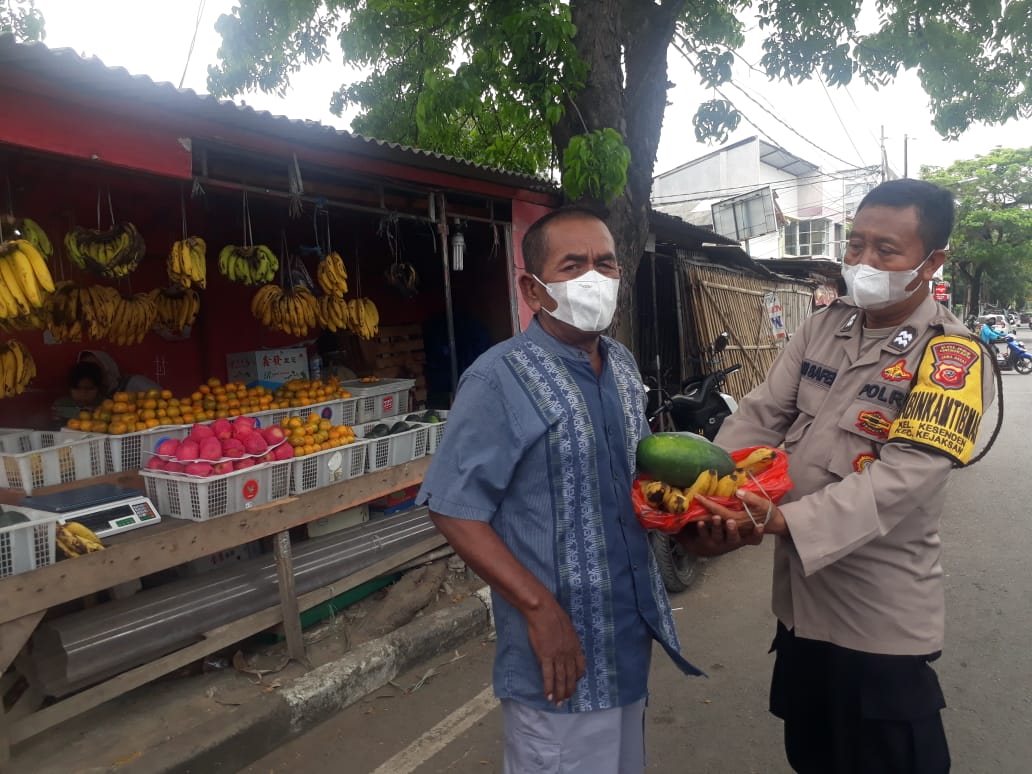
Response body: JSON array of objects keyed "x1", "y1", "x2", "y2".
[{"x1": 932, "y1": 282, "x2": 949, "y2": 301}]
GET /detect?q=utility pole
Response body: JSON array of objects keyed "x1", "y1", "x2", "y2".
[
  {"x1": 880, "y1": 125, "x2": 887, "y2": 182},
  {"x1": 903, "y1": 134, "x2": 909, "y2": 178}
]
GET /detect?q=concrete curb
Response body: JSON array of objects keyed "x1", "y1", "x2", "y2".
[{"x1": 123, "y1": 590, "x2": 494, "y2": 774}]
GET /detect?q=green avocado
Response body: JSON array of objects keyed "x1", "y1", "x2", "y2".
[
  {"x1": 636, "y1": 433, "x2": 736, "y2": 487},
  {"x1": 0, "y1": 510, "x2": 30, "y2": 528}
]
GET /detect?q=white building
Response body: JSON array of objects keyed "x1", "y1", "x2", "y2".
[{"x1": 652, "y1": 136, "x2": 878, "y2": 261}]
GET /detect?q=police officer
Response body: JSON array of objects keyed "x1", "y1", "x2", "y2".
[{"x1": 688, "y1": 179, "x2": 994, "y2": 774}]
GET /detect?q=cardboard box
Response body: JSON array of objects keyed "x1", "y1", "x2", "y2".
[{"x1": 226, "y1": 348, "x2": 309, "y2": 388}]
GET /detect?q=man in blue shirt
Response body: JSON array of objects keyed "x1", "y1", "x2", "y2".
[{"x1": 418, "y1": 207, "x2": 725, "y2": 773}]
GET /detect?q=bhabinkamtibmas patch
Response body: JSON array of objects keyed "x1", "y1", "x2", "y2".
[{"x1": 887, "y1": 335, "x2": 984, "y2": 465}]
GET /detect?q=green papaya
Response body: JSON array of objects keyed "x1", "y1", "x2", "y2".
[
  {"x1": 422, "y1": 410, "x2": 441, "y2": 424},
  {"x1": 388, "y1": 421, "x2": 410, "y2": 435},
  {"x1": 367, "y1": 424, "x2": 390, "y2": 439},
  {"x1": 636, "y1": 432, "x2": 736, "y2": 487}
]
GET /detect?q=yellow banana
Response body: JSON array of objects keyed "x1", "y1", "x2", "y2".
[
  {"x1": 737, "y1": 448, "x2": 777, "y2": 475},
  {"x1": 642, "y1": 480, "x2": 670, "y2": 507},
  {"x1": 14, "y1": 240, "x2": 54, "y2": 294},
  {"x1": 662, "y1": 486, "x2": 690, "y2": 514},
  {"x1": 0, "y1": 257, "x2": 32, "y2": 316}
]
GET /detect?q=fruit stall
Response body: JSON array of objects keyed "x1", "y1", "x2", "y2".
[{"x1": 0, "y1": 37, "x2": 561, "y2": 760}]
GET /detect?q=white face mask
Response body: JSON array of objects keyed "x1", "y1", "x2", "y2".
[
  {"x1": 841, "y1": 254, "x2": 933, "y2": 311},
  {"x1": 534, "y1": 270, "x2": 620, "y2": 332}
]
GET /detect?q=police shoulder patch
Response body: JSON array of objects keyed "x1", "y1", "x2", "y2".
[{"x1": 887, "y1": 335, "x2": 984, "y2": 465}]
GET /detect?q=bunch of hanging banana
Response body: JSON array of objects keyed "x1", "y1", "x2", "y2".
[
  {"x1": 0, "y1": 339, "x2": 35, "y2": 398},
  {"x1": 316, "y1": 251, "x2": 349, "y2": 295},
  {"x1": 45, "y1": 281, "x2": 120, "y2": 342},
  {"x1": 0, "y1": 238, "x2": 55, "y2": 320},
  {"x1": 168, "y1": 237, "x2": 207, "y2": 289},
  {"x1": 641, "y1": 448, "x2": 778, "y2": 515},
  {"x1": 218, "y1": 245, "x2": 278, "y2": 285},
  {"x1": 251, "y1": 284, "x2": 318, "y2": 337},
  {"x1": 0, "y1": 215, "x2": 53, "y2": 257},
  {"x1": 347, "y1": 298, "x2": 380, "y2": 340},
  {"x1": 148, "y1": 287, "x2": 200, "y2": 334},
  {"x1": 0, "y1": 310, "x2": 47, "y2": 333},
  {"x1": 56, "y1": 522, "x2": 105, "y2": 557},
  {"x1": 105, "y1": 292, "x2": 159, "y2": 346},
  {"x1": 64, "y1": 222, "x2": 146, "y2": 278},
  {"x1": 316, "y1": 293, "x2": 350, "y2": 332}
]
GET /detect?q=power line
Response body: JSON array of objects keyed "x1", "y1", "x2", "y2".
[
  {"x1": 673, "y1": 36, "x2": 868, "y2": 171},
  {"x1": 179, "y1": 0, "x2": 207, "y2": 90},
  {"x1": 819, "y1": 78, "x2": 866, "y2": 165},
  {"x1": 652, "y1": 168, "x2": 879, "y2": 204}
]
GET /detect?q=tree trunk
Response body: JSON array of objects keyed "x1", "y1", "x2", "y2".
[
  {"x1": 556, "y1": 0, "x2": 687, "y2": 353},
  {"x1": 971, "y1": 263, "x2": 986, "y2": 313}
]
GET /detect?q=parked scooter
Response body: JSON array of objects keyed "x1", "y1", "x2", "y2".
[
  {"x1": 644, "y1": 333, "x2": 741, "y2": 591},
  {"x1": 995, "y1": 335, "x2": 1032, "y2": 374}
]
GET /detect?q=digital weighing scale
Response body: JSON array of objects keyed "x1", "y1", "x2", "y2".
[{"x1": 18, "y1": 483, "x2": 161, "y2": 538}]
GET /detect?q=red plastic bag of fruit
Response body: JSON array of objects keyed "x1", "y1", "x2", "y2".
[{"x1": 632, "y1": 446, "x2": 793, "y2": 534}]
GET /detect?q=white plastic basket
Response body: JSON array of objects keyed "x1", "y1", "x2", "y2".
[
  {"x1": 354, "y1": 421, "x2": 429, "y2": 472},
  {"x1": 140, "y1": 460, "x2": 292, "y2": 522},
  {"x1": 288, "y1": 440, "x2": 369, "y2": 495},
  {"x1": 407, "y1": 410, "x2": 449, "y2": 454},
  {"x1": 0, "y1": 510, "x2": 58, "y2": 577},
  {"x1": 107, "y1": 425, "x2": 191, "y2": 473},
  {"x1": 0, "y1": 431, "x2": 108, "y2": 495},
  {"x1": 248, "y1": 408, "x2": 291, "y2": 429},
  {"x1": 285, "y1": 398, "x2": 359, "y2": 427},
  {"x1": 340, "y1": 379, "x2": 415, "y2": 423}
]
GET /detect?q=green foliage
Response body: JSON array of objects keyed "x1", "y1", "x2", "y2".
[
  {"x1": 562, "y1": 129, "x2": 631, "y2": 203},
  {"x1": 923, "y1": 147, "x2": 1032, "y2": 309},
  {"x1": 209, "y1": 0, "x2": 584, "y2": 176},
  {"x1": 0, "y1": 0, "x2": 45, "y2": 42}
]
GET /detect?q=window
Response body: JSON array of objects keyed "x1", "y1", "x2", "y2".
[{"x1": 784, "y1": 219, "x2": 829, "y2": 257}]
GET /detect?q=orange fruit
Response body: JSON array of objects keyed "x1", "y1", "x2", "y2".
[
  {"x1": 79, "y1": 410, "x2": 92, "y2": 421},
  {"x1": 191, "y1": 391, "x2": 203, "y2": 402},
  {"x1": 145, "y1": 418, "x2": 160, "y2": 429},
  {"x1": 160, "y1": 390, "x2": 173, "y2": 400},
  {"x1": 207, "y1": 378, "x2": 221, "y2": 388},
  {"x1": 66, "y1": 419, "x2": 81, "y2": 430},
  {"x1": 109, "y1": 422, "x2": 128, "y2": 435},
  {"x1": 113, "y1": 392, "x2": 130, "y2": 403}
]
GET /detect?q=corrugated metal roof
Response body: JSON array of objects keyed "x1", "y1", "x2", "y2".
[
  {"x1": 0, "y1": 37, "x2": 559, "y2": 194},
  {"x1": 650, "y1": 209, "x2": 738, "y2": 246}
]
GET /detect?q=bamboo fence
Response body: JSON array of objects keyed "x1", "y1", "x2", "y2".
[{"x1": 679, "y1": 259, "x2": 817, "y2": 400}]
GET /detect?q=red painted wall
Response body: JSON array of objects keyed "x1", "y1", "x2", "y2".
[{"x1": 511, "y1": 200, "x2": 556, "y2": 331}]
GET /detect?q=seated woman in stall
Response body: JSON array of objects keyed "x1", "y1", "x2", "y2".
[
  {"x1": 51, "y1": 361, "x2": 105, "y2": 425},
  {"x1": 77, "y1": 350, "x2": 161, "y2": 397}
]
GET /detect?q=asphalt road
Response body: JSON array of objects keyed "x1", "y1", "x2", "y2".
[{"x1": 242, "y1": 371, "x2": 1032, "y2": 774}]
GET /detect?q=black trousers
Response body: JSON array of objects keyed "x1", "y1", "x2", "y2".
[{"x1": 769, "y1": 623, "x2": 951, "y2": 774}]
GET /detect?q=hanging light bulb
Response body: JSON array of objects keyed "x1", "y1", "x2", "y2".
[{"x1": 450, "y1": 220, "x2": 465, "y2": 271}]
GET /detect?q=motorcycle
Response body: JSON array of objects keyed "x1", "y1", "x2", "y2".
[
  {"x1": 995, "y1": 335, "x2": 1032, "y2": 374},
  {"x1": 644, "y1": 333, "x2": 741, "y2": 592}
]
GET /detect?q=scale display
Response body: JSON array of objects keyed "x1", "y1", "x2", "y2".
[{"x1": 18, "y1": 489, "x2": 162, "y2": 539}]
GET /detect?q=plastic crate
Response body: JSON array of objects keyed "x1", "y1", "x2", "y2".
[
  {"x1": 107, "y1": 425, "x2": 191, "y2": 473},
  {"x1": 406, "y1": 410, "x2": 449, "y2": 454},
  {"x1": 354, "y1": 421, "x2": 429, "y2": 472},
  {"x1": 0, "y1": 510, "x2": 58, "y2": 577},
  {"x1": 0, "y1": 431, "x2": 107, "y2": 495},
  {"x1": 340, "y1": 379, "x2": 415, "y2": 423},
  {"x1": 248, "y1": 408, "x2": 291, "y2": 429},
  {"x1": 140, "y1": 460, "x2": 292, "y2": 522},
  {"x1": 286, "y1": 398, "x2": 359, "y2": 426},
  {"x1": 288, "y1": 440, "x2": 369, "y2": 495}
]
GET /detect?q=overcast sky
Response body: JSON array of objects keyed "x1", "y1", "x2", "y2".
[{"x1": 33, "y1": 0, "x2": 1032, "y2": 186}]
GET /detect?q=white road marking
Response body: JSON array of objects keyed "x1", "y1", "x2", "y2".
[{"x1": 369, "y1": 685, "x2": 500, "y2": 774}]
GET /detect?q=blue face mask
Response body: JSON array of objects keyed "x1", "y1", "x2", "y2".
[{"x1": 841, "y1": 253, "x2": 932, "y2": 311}]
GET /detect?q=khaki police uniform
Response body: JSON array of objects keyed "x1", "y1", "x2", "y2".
[
  {"x1": 717, "y1": 294, "x2": 991, "y2": 655},
  {"x1": 716, "y1": 294, "x2": 992, "y2": 774}
]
